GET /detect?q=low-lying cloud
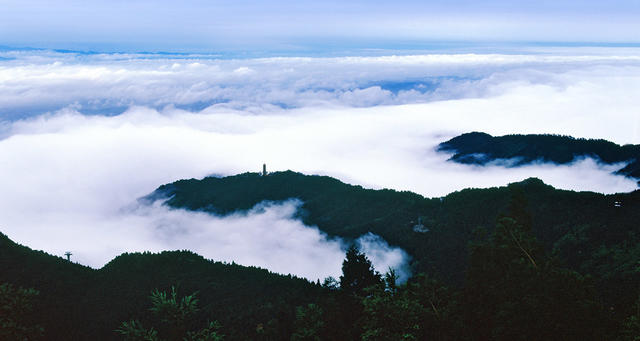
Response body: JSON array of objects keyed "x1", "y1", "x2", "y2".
[
  {"x1": 2, "y1": 49, "x2": 640, "y2": 126},
  {"x1": 357, "y1": 233, "x2": 412, "y2": 283},
  {"x1": 0, "y1": 48, "x2": 639, "y2": 281}
]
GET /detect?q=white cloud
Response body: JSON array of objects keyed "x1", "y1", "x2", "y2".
[
  {"x1": 0, "y1": 49, "x2": 638, "y2": 281},
  {"x1": 357, "y1": 233, "x2": 411, "y2": 283},
  {"x1": 2, "y1": 50, "x2": 640, "y2": 123}
]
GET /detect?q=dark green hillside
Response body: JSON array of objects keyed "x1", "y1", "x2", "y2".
[
  {"x1": 0, "y1": 232, "x2": 323, "y2": 340},
  {"x1": 155, "y1": 171, "x2": 445, "y2": 276},
  {"x1": 156, "y1": 171, "x2": 640, "y2": 316},
  {"x1": 155, "y1": 170, "x2": 433, "y2": 239},
  {"x1": 2, "y1": 172, "x2": 640, "y2": 340},
  {"x1": 438, "y1": 132, "x2": 640, "y2": 181},
  {"x1": 3, "y1": 227, "x2": 629, "y2": 340}
]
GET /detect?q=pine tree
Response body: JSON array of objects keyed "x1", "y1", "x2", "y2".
[{"x1": 339, "y1": 246, "x2": 382, "y2": 296}]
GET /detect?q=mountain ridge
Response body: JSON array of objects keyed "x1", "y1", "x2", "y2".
[
  {"x1": 0, "y1": 231, "x2": 321, "y2": 340},
  {"x1": 153, "y1": 170, "x2": 640, "y2": 313},
  {"x1": 437, "y1": 132, "x2": 640, "y2": 183},
  {"x1": 3, "y1": 173, "x2": 639, "y2": 339}
]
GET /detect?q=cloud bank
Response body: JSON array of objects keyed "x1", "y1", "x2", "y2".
[
  {"x1": 2, "y1": 50, "x2": 640, "y2": 130},
  {"x1": 0, "y1": 49, "x2": 639, "y2": 281}
]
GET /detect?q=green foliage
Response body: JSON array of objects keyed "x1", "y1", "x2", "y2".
[
  {"x1": 116, "y1": 320, "x2": 158, "y2": 341},
  {"x1": 116, "y1": 287, "x2": 223, "y2": 341},
  {"x1": 0, "y1": 282, "x2": 44, "y2": 340},
  {"x1": 148, "y1": 287, "x2": 199, "y2": 337},
  {"x1": 463, "y1": 212, "x2": 607, "y2": 340},
  {"x1": 290, "y1": 304, "x2": 323, "y2": 341},
  {"x1": 321, "y1": 276, "x2": 339, "y2": 290},
  {"x1": 185, "y1": 321, "x2": 224, "y2": 341},
  {"x1": 361, "y1": 272, "x2": 456, "y2": 341},
  {"x1": 340, "y1": 245, "x2": 382, "y2": 296},
  {"x1": 360, "y1": 278, "x2": 421, "y2": 340},
  {"x1": 621, "y1": 293, "x2": 640, "y2": 341},
  {"x1": 621, "y1": 315, "x2": 640, "y2": 341}
]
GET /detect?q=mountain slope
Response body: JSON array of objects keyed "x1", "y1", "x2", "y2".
[
  {"x1": 0, "y1": 232, "x2": 322, "y2": 340},
  {"x1": 154, "y1": 171, "x2": 640, "y2": 315},
  {"x1": 437, "y1": 132, "x2": 640, "y2": 181},
  {"x1": 3, "y1": 171, "x2": 639, "y2": 339}
]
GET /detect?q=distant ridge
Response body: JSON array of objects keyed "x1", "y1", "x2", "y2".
[{"x1": 438, "y1": 132, "x2": 640, "y2": 182}]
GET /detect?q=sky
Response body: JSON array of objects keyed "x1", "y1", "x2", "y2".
[
  {"x1": 1, "y1": 2, "x2": 640, "y2": 281},
  {"x1": 1, "y1": 1, "x2": 640, "y2": 52}
]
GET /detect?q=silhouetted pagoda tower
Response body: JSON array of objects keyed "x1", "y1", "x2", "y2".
[{"x1": 262, "y1": 163, "x2": 267, "y2": 176}]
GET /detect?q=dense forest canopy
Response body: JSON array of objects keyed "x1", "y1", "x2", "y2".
[
  {"x1": 2, "y1": 171, "x2": 639, "y2": 339},
  {"x1": 0, "y1": 232, "x2": 323, "y2": 340},
  {"x1": 438, "y1": 132, "x2": 640, "y2": 182},
  {"x1": 155, "y1": 171, "x2": 639, "y2": 302}
]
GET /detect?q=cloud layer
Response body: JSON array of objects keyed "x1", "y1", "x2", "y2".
[
  {"x1": 2, "y1": 50, "x2": 640, "y2": 129},
  {"x1": 0, "y1": 49, "x2": 639, "y2": 281}
]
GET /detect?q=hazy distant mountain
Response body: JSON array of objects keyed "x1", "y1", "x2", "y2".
[{"x1": 438, "y1": 132, "x2": 640, "y2": 182}]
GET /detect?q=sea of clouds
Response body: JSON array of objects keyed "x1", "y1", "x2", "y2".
[{"x1": 0, "y1": 48, "x2": 639, "y2": 281}]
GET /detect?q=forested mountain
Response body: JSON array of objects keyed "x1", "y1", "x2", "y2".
[
  {"x1": 2, "y1": 173, "x2": 639, "y2": 339},
  {"x1": 2, "y1": 221, "x2": 638, "y2": 340},
  {"x1": 437, "y1": 132, "x2": 640, "y2": 182},
  {"x1": 155, "y1": 172, "x2": 639, "y2": 310},
  {"x1": 0, "y1": 232, "x2": 324, "y2": 340}
]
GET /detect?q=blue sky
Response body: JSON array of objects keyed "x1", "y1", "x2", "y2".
[{"x1": 1, "y1": 0, "x2": 640, "y2": 52}]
